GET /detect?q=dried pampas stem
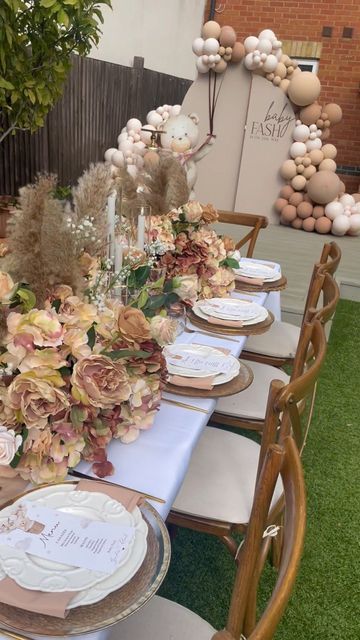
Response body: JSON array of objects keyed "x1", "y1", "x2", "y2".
[
  {"x1": 143, "y1": 155, "x2": 190, "y2": 215},
  {"x1": 72, "y1": 163, "x2": 113, "y2": 254}
]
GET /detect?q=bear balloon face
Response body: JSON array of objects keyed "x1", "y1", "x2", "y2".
[{"x1": 161, "y1": 114, "x2": 199, "y2": 153}]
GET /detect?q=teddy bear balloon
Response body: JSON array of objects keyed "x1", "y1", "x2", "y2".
[{"x1": 160, "y1": 113, "x2": 214, "y2": 198}]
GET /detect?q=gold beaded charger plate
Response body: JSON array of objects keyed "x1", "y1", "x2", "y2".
[
  {"x1": 235, "y1": 274, "x2": 287, "y2": 293},
  {"x1": 187, "y1": 308, "x2": 274, "y2": 336},
  {"x1": 165, "y1": 360, "x2": 253, "y2": 397},
  {"x1": 0, "y1": 483, "x2": 171, "y2": 636}
]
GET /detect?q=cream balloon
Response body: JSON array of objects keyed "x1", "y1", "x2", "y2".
[
  {"x1": 126, "y1": 118, "x2": 142, "y2": 132},
  {"x1": 196, "y1": 57, "x2": 210, "y2": 73},
  {"x1": 258, "y1": 29, "x2": 276, "y2": 40},
  {"x1": 339, "y1": 194, "x2": 355, "y2": 207},
  {"x1": 203, "y1": 37, "x2": 220, "y2": 55},
  {"x1": 263, "y1": 54, "x2": 278, "y2": 72},
  {"x1": 257, "y1": 38, "x2": 272, "y2": 54},
  {"x1": 331, "y1": 214, "x2": 351, "y2": 236},
  {"x1": 293, "y1": 124, "x2": 310, "y2": 142},
  {"x1": 322, "y1": 144, "x2": 337, "y2": 159},
  {"x1": 244, "y1": 52, "x2": 257, "y2": 70},
  {"x1": 201, "y1": 20, "x2": 221, "y2": 40},
  {"x1": 348, "y1": 214, "x2": 360, "y2": 236},
  {"x1": 147, "y1": 110, "x2": 163, "y2": 127},
  {"x1": 325, "y1": 201, "x2": 343, "y2": 220},
  {"x1": 280, "y1": 159, "x2": 297, "y2": 179},
  {"x1": 111, "y1": 150, "x2": 125, "y2": 167},
  {"x1": 319, "y1": 159, "x2": 337, "y2": 172},
  {"x1": 288, "y1": 72, "x2": 321, "y2": 106},
  {"x1": 306, "y1": 138, "x2": 322, "y2": 152},
  {"x1": 104, "y1": 147, "x2": 117, "y2": 163},
  {"x1": 244, "y1": 36, "x2": 259, "y2": 52},
  {"x1": 290, "y1": 142, "x2": 307, "y2": 158}
]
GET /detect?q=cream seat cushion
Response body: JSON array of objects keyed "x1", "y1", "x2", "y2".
[
  {"x1": 244, "y1": 320, "x2": 300, "y2": 358},
  {"x1": 172, "y1": 427, "x2": 283, "y2": 524},
  {"x1": 106, "y1": 595, "x2": 216, "y2": 640},
  {"x1": 215, "y1": 361, "x2": 289, "y2": 421}
]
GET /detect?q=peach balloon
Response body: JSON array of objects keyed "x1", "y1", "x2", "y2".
[
  {"x1": 280, "y1": 214, "x2": 291, "y2": 226},
  {"x1": 322, "y1": 144, "x2": 337, "y2": 160},
  {"x1": 219, "y1": 26, "x2": 237, "y2": 48},
  {"x1": 202, "y1": 20, "x2": 221, "y2": 39},
  {"x1": 291, "y1": 175, "x2": 307, "y2": 191},
  {"x1": 303, "y1": 217, "x2": 316, "y2": 232},
  {"x1": 303, "y1": 157, "x2": 311, "y2": 167},
  {"x1": 319, "y1": 158, "x2": 337, "y2": 172},
  {"x1": 231, "y1": 41, "x2": 245, "y2": 62},
  {"x1": 352, "y1": 193, "x2": 360, "y2": 203},
  {"x1": 324, "y1": 103, "x2": 342, "y2": 125},
  {"x1": 339, "y1": 181, "x2": 346, "y2": 194},
  {"x1": 282, "y1": 204, "x2": 297, "y2": 221},
  {"x1": 297, "y1": 164, "x2": 305, "y2": 174},
  {"x1": 313, "y1": 205, "x2": 325, "y2": 219},
  {"x1": 280, "y1": 79, "x2": 290, "y2": 93},
  {"x1": 303, "y1": 165, "x2": 317, "y2": 179},
  {"x1": 280, "y1": 185, "x2": 294, "y2": 199},
  {"x1": 307, "y1": 171, "x2": 341, "y2": 204},
  {"x1": 280, "y1": 159, "x2": 297, "y2": 180},
  {"x1": 309, "y1": 149, "x2": 324, "y2": 165},
  {"x1": 291, "y1": 217, "x2": 303, "y2": 229},
  {"x1": 275, "y1": 198, "x2": 288, "y2": 212},
  {"x1": 289, "y1": 192, "x2": 304, "y2": 206},
  {"x1": 288, "y1": 72, "x2": 321, "y2": 106},
  {"x1": 297, "y1": 201, "x2": 313, "y2": 219},
  {"x1": 275, "y1": 63, "x2": 287, "y2": 79},
  {"x1": 315, "y1": 217, "x2": 332, "y2": 234},
  {"x1": 299, "y1": 102, "x2": 322, "y2": 125},
  {"x1": 214, "y1": 58, "x2": 228, "y2": 73}
]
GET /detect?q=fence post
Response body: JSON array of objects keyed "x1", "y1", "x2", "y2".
[{"x1": 130, "y1": 56, "x2": 145, "y2": 118}]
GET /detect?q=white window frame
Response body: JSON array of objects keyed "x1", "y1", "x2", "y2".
[{"x1": 292, "y1": 57, "x2": 319, "y2": 74}]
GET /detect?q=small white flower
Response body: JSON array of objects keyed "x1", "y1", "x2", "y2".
[{"x1": 0, "y1": 427, "x2": 22, "y2": 466}]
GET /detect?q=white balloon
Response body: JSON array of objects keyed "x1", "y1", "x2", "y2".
[
  {"x1": 203, "y1": 37, "x2": 220, "y2": 55},
  {"x1": 208, "y1": 54, "x2": 215, "y2": 63},
  {"x1": 202, "y1": 54, "x2": 209, "y2": 63},
  {"x1": 156, "y1": 106, "x2": 164, "y2": 114},
  {"x1": 214, "y1": 54, "x2": 221, "y2": 63},
  {"x1": 290, "y1": 142, "x2": 307, "y2": 158},
  {"x1": 244, "y1": 52, "x2": 257, "y2": 70},
  {"x1": 309, "y1": 132, "x2": 317, "y2": 140},
  {"x1": 244, "y1": 36, "x2": 259, "y2": 52},
  {"x1": 117, "y1": 132, "x2": 128, "y2": 144},
  {"x1": 331, "y1": 214, "x2": 351, "y2": 236},
  {"x1": 119, "y1": 139, "x2": 133, "y2": 153},
  {"x1": 293, "y1": 124, "x2": 310, "y2": 142},
  {"x1": 260, "y1": 52, "x2": 267, "y2": 61},
  {"x1": 111, "y1": 150, "x2": 125, "y2": 167},
  {"x1": 147, "y1": 110, "x2": 163, "y2": 127},
  {"x1": 127, "y1": 164, "x2": 138, "y2": 178},
  {"x1": 133, "y1": 133, "x2": 140, "y2": 142},
  {"x1": 196, "y1": 56, "x2": 210, "y2": 73},
  {"x1": 306, "y1": 138, "x2": 322, "y2": 151},
  {"x1": 348, "y1": 213, "x2": 360, "y2": 235},
  {"x1": 272, "y1": 39, "x2": 282, "y2": 49},
  {"x1": 339, "y1": 194, "x2": 355, "y2": 207},
  {"x1": 258, "y1": 38, "x2": 272, "y2": 54},
  {"x1": 192, "y1": 37, "x2": 204, "y2": 55},
  {"x1": 169, "y1": 104, "x2": 181, "y2": 117},
  {"x1": 275, "y1": 48, "x2": 283, "y2": 60},
  {"x1": 263, "y1": 54, "x2": 278, "y2": 72},
  {"x1": 104, "y1": 147, "x2": 117, "y2": 163},
  {"x1": 126, "y1": 118, "x2": 142, "y2": 133},
  {"x1": 325, "y1": 201, "x2": 344, "y2": 220},
  {"x1": 258, "y1": 29, "x2": 276, "y2": 40},
  {"x1": 133, "y1": 141, "x2": 146, "y2": 154}
]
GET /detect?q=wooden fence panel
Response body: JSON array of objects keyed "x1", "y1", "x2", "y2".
[{"x1": 0, "y1": 55, "x2": 191, "y2": 195}]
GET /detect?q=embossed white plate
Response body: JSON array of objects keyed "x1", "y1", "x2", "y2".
[
  {"x1": 0, "y1": 485, "x2": 146, "y2": 596},
  {"x1": 193, "y1": 300, "x2": 269, "y2": 326},
  {"x1": 164, "y1": 344, "x2": 240, "y2": 385}
]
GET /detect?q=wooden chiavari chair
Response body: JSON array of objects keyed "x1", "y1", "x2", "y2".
[{"x1": 109, "y1": 437, "x2": 306, "y2": 640}]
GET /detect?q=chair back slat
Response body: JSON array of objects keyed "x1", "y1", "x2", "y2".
[
  {"x1": 307, "y1": 272, "x2": 340, "y2": 326},
  {"x1": 217, "y1": 211, "x2": 268, "y2": 258},
  {"x1": 319, "y1": 241, "x2": 341, "y2": 275},
  {"x1": 219, "y1": 437, "x2": 306, "y2": 640}
]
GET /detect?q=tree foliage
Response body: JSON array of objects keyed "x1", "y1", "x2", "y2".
[{"x1": 0, "y1": 0, "x2": 112, "y2": 142}]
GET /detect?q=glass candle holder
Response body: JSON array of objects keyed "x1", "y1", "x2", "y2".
[
  {"x1": 166, "y1": 302, "x2": 186, "y2": 337},
  {"x1": 121, "y1": 204, "x2": 151, "y2": 252}
]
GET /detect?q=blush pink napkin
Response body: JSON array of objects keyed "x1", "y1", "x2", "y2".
[
  {"x1": 168, "y1": 374, "x2": 215, "y2": 390},
  {"x1": 0, "y1": 479, "x2": 142, "y2": 617},
  {"x1": 234, "y1": 274, "x2": 264, "y2": 286},
  {"x1": 206, "y1": 316, "x2": 244, "y2": 328}
]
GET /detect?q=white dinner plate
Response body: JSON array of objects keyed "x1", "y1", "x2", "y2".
[
  {"x1": 197, "y1": 298, "x2": 259, "y2": 321},
  {"x1": 0, "y1": 484, "x2": 147, "y2": 604},
  {"x1": 234, "y1": 260, "x2": 281, "y2": 282},
  {"x1": 164, "y1": 344, "x2": 240, "y2": 385},
  {"x1": 193, "y1": 300, "x2": 269, "y2": 326}
]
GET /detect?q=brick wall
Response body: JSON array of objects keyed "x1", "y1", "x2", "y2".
[{"x1": 204, "y1": 1, "x2": 360, "y2": 192}]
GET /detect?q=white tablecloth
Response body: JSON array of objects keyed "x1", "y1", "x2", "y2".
[{"x1": 0, "y1": 262, "x2": 281, "y2": 640}]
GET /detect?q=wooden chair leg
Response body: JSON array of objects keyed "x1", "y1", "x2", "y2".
[{"x1": 220, "y1": 534, "x2": 239, "y2": 559}]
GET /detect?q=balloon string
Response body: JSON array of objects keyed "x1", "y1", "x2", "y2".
[{"x1": 208, "y1": 70, "x2": 217, "y2": 135}]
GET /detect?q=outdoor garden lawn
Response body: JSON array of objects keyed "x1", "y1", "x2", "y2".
[{"x1": 159, "y1": 298, "x2": 360, "y2": 639}]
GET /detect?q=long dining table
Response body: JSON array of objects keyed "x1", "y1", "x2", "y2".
[{"x1": 0, "y1": 261, "x2": 282, "y2": 640}]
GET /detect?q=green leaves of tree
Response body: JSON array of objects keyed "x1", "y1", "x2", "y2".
[{"x1": 0, "y1": 1, "x2": 112, "y2": 142}]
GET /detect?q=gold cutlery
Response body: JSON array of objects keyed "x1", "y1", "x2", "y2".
[
  {"x1": 162, "y1": 397, "x2": 210, "y2": 414},
  {"x1": 69, "y1": 470, "x2": 165, "y2": 504},
  {"x1": 183, "y1": 326, "x2": 239, "y2": 343},
  {"x1": 0, "y1": 628, "x2": 36, "y2": 640}
]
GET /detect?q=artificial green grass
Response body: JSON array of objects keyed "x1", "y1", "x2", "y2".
[{"x1": 159, "y1": 299, "x2": 360, "y2": 639}]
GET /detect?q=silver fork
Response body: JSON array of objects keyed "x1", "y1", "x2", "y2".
[{"x1": 183, "y1": 325, "x2": 240, "y2": 343}]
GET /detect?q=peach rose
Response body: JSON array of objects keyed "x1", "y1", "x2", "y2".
[
  {"x1": 201, "y1": 203, "x2": 218, "y2": 223},
  {"x1": 18, "y1": 348, "x2": 68, "y2": 373},
  {"x1": 174, "y1": 274, "x2": 199, "y2": 304},
  {"x1": 71, "y1": 355, "x2": 131, "y2": 408},
  {"x1": 62, "y1": 327, "x2": 92, "y2": 360},
  {"x1": 0, "y1": 386, "x2": 18, "y2": 427},
  {"x1": 183, "y1": 201, "x2": 203, "y2": 223},
  {"x1": 57, "y1": 297, "x2": 98, "y2": 331},
  {"x1": 51, "y1": 284, "x2": 73, "y2": 302},
  {"x1": 0, "y1": 426, "x2": 22, "y2": 465},
  {"x1": 118, "y1": 307, "x2": 151, "y2": 346},
  {"x1": 150, "y1": 316, "x2": 178, "y2": 346},
  {"x1": 7, "y1": 309, "x2": 64, "y2": 348},
  {"x1": 222, "y1": 235, "x2": 236, "y2": 252},
  {"x1": 0, "y1": 272, "x2": 15, "y2": 302},
  {"x1": 8, "y1": 370, "x2": 69, "y2": 429}
]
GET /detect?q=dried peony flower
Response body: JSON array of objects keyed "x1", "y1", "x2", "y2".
[
  {"x1": 0, "y1": 426, "x2": 22, "y2": 465},
  {"x1": 0, "y1": 272, "x2": 15, "y2": 302},
  {"x1": 57, "y1": 296, "x2": 98, "y2": 331},
  {"x1": 201, "y1": 203, "x2": 218, "y2": 224},
  {"x1": 222, "y1": 235, "x2": 236, "y2": 252},
  {"x1": 150, "y1": 315, "x2": 178, "y2": 346},
  {"x1": 118, "y1": 307, "x2": 151, "y2": 346},
  {"x1": 183, "y1": 200, "x2": 203, "y2": 223},
  {"x1": 7, "y1": 309, "x2": 64, "y2": 349},
  {"x1": 8, "y1": 370, "x2": 69, "y2": 429},
  {"x1": 18, "y1": 347, "x2": 68, "y2": 374},
  {"x1": 62, "y1": 327, "x2": 92, "y2": 360},
  {"x1": 71, "y1": 355, "x2": 131, "y2": 408}
]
